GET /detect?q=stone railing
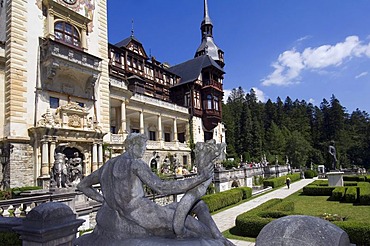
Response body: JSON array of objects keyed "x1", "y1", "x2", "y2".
[
  {"x1": 110, "y1": 133, "x2": 124, "y2": 145},
  {"x1": 109, "y1": 77, "x2": 128, "y2": 90},
  {"x1": 146, "y1": 140, "x2": 161, "y2": 149},
  {"x1": 0, "y1": 191, "x2": 78, "y2": 218},
  {"x1": 132, "y1": 94, "x2": 188, "y2": 114}
]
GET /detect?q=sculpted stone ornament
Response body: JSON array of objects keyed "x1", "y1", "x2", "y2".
[{"x1": 75, "y1": 133, "x2": 234, "y2": 246}]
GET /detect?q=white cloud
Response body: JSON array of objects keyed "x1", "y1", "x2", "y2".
[
  {"x1": 223, "y1": 87, "x2": 268, "y2": 103},
  {"x1": 261, "y1": 36, "x2": 370, "y2": 86},
  {"x1": 252, "y1": 87, "x2": 267, "y2": 103},
  {"x1": 308, "y1": 98, "x2": 315, "y2": 105},
  {"x1": 223, "y1": 89, "x2": 232, "y2": 103},
  {"x1": 355, "y1": 71, "x2": 368, "y2": 79},
  {"x1": 296, "y1": 35, "x2": 312, "y2": 43}
]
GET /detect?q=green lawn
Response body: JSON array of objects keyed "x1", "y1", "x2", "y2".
[
  {"x1": 225, "y1": 188, "x2": 370, "y2": 241},
  {"x1": 284, "y1": 191, "x2": 370, "y2": 222}
]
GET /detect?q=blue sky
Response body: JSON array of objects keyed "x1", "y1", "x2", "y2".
[{"x1": 107, "y1": 0, "x2": 370, "y2": 113}]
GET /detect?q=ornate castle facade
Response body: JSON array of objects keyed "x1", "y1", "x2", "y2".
[{"x1": 0, "y1": 0, "x2": 225, "y2": 189}]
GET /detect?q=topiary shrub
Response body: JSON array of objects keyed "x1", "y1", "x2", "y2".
[
  {"x1": 304, "y1": 170, "x2": 316, "y2": 178},
  {"x1": 344, "y1": 186, "x2": 357, "y2": 203},
  {"x1": 202, "y1": 188, "x2": 243, "y2": 213},
  {"x1": 238, "y1": 187, "x2": 252, "y2": 200},
  {"x1": 302, "y1": 185, "x2": 335, "y2": 196},
  {"x1": 235, "y1": 215, "x2": 273, "y2": 238},
  {"x1": 331, "y1": 187, "x2": 346, "y2": 201},
  {"x1": 334, "y1": 221, "x2": 370, "y2": 246},
  {"x1": 358, "y1": 182, "x2": 370, "y2": 205},
  {"x1": 263, "y1": 173, "x2": 300, "y2": 188}
]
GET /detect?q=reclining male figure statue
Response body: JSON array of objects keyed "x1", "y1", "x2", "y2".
[{"x1": 76, "y1": 133, "x2": 234, "y2": 246}]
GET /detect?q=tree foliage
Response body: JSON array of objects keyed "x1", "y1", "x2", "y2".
[{"x1": 223, "y1": 90, "x2": 370, "y2": 170}]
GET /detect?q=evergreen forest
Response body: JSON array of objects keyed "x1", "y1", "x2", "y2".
[{"x1": 222, "y1": 87, "x2": 370, "y2": 170}]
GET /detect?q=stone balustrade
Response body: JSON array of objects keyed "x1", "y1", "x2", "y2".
[{"x1": 0, "y1": 190, "x2": 78, "y2": 218}]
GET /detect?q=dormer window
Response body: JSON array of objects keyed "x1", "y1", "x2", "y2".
[{"x1": 54, "y1": 21, "x2": 81, "y2": 48}]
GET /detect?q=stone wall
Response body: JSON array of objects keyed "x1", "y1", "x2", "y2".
[{"x1": 10, "y1": 142, "x2": 35, "y2": 188}]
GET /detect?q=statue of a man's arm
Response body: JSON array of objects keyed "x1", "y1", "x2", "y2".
[
  {"x1": 77, "y1": 169, "x2": 104, "y2": 203},
  {"x1": 133, "y1": 160, "x2": 213, "y2": 195}
]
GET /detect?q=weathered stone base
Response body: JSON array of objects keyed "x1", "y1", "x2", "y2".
[{"x1": 74, "y1": 233, "x2": 226, "y2": 246}]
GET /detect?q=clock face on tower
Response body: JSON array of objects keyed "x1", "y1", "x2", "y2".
[{"x1": 63, "y1": 0, "x2": 77, "y2": 4}]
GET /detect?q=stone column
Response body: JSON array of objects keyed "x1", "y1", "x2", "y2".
[
  {"x1": 98, "y1": 143, "x2": 103, "y2": 168},
  {"x1": 41, "y1": 139, "x2": 49, "y2": 177},
  {"x1": 49, "y1": 139, "x2": 56, "y2": 171},
  {"x1": 92, "y1": 143, "x2": 98, "y2": 171},
  {"x1": 121, "y1": 100, "x2": 127, "y2": 138},
  {"x1": 81, "y1": 26, "x2": 87, "y2": 50},
  {"x1": 47, "y1": 11, "x2": 55, "y2": 39},
  {"x1": 139, "y1": 111, "x2": 144, "y2": 134},
  {"x1": 173, "y1": 117, "x2": 178, "y2": 142},
  {"x1": 157, "y1": 114, "x2": 162, "y2": 141}
]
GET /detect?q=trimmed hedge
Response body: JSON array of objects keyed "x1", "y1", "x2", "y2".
[
  {"x1": 331, "y1": 187, "x2": 346, "y2": 201},
  {"x1": 358, "y1": 182, "x2": 370, "y2": 205},
  {"x1": 344, "y1": 186, "x2": 357, "y2": 203},
  {"x1": 235, "y1": 199, "x2": 294, "y2": 238},
  {"x1": 343, "y1": 181, "x2": 358, "y2": 186},
  {"x1": 343, "y1": 175, "x2": 366, "y2": 182},
  {"x1": 334, "y1": 221, "x2": 370, "y2": 245},
  {"x1": 302, "y1": 185, "x2": 335, "y2": 196},
  {"x1": 235, "y1": 197, "x2": 370, "y2": 245},
  {"x1": 202, "y1": 187, "x2": 253, "y2": 213},
  {"x1": 304, "y1": 170, "x2": 317, "y2": 178},
  {"x1": 263, "y1": 173, "x2": 300, "y2": 188},
  {"x1": 365, "y1": 175, "x2": 370, "y2": 182}
]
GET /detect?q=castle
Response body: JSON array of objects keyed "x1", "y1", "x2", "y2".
[{"x1": 0, "y1": 0, "x2": 225, "y2": 189}]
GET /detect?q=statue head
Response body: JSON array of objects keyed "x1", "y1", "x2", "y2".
[
  {"x1": 124, "y1": 133, "x2": 148, "y2": 158},
  {"x1": 194, "y1": 140, "x2": 226, "y2": 165}
]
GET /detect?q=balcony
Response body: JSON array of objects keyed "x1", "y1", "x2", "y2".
[
  {"x1": 40, "y1": 38, "x2": 102, "y2": 98},
  {"x1": 203, "y1": 79, "x2": 222, "y2": 90},
  {"x1": 132, "y1": 94, "x2": 188, "y2": 114}
]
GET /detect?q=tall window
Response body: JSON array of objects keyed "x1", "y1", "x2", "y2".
[
  {"x1": 184, "y1": 93, "x2": 190, "y2": 107},
  {"x1": 207, "y1": 94, "x2": 213, "y2": 109},
  {"x1": 54, "y1": 22, "x2": 81, "y2": 48},
  {"x1": 164, "y1": 133, "x2": 171, "y2": 142},
  {"x1": 214, "y1": 96, "x2": 219, "y2": 111},
  {"x1": 194, "y1": 91, "x2": 201, "y2": 109},
  {"x1": 149, "y1": 131, "x2": 156, "y2": 141}
]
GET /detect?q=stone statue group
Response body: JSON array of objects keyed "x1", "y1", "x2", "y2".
[
  {"x1": 51, "y1": 151, "x2": 82, "y2": 188},
  {"x1": 75, "y1": 133, "x2": 234, "y2": 246}
]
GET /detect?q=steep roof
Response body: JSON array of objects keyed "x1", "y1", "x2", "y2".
[
  {"x1": 168, "y1": 55, "x2": 224, "y2": 86},
  {"x1": 114, "y1": 36, "x2": 142, "y2": 48}
]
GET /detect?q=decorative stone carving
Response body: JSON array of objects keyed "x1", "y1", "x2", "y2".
[
  {"x1": 37, "y1": 109, "x2": 61, "y2": 127},
  {"x1": 75, "y1": 133, "x2": 234, "y2": 245},
  {"x1": 68, "y1": 114, "x2": 82, "y2": 128}
]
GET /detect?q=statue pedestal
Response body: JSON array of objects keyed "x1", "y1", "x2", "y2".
[
  {"x1": 327, "y1": 171, "x2": 344, "y2": 187},
  {"x1": 75, "y1": 234, "x2": 227, "y2": 246}
]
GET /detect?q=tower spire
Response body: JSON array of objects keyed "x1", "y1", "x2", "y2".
[
  {"x1": 203, "y1": 0, "x2": 212, "y2": 26},
  {"x1": 131, "y1": 19, "x2": 135, "y2": 37},
  {"x1": 195, "y1": 0, "x2": 224, "y2": 67}
]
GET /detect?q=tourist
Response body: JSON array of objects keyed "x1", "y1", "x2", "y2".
[{"x1": 286, "y1": 177, "x2": 291, "y2": 189}]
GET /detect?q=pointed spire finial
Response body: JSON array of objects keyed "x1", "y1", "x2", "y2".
[
  {"x1": 131, "y1": 19, "x2": 135, "y2": 37},
  {"x1": 204, "y1": 0, "x2": 209, "y2": 19},
  {"x1": 202, "y1": 0, "x2": 212, "y2": 25}
]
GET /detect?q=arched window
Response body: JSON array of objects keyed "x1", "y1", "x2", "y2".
[
  {"x1": 54, "y1": 21, "x2": 81, "y2": 48},
  {"x1": 207, "y1": 94, "x2": 212, "y2": 109}
]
